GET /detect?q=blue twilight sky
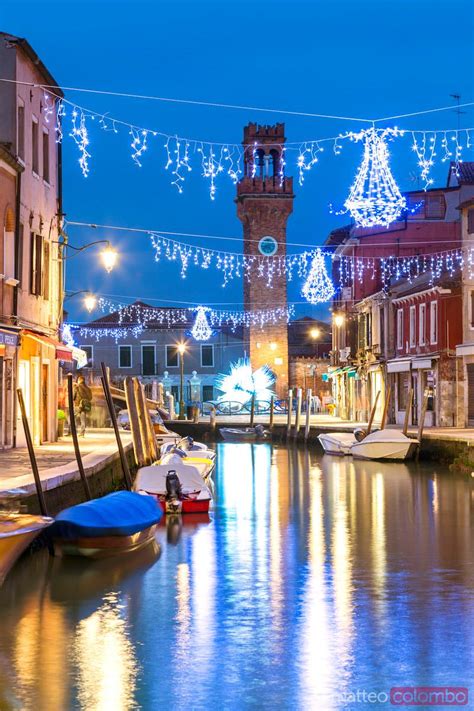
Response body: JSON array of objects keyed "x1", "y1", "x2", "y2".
[{"x1": 2, "y1": 0, "x2": 474, "y2": 322}]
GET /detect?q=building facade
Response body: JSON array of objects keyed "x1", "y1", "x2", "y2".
[
  {"x1": 236, "y1": 123, "x2": 294, "y2": 398},
  {"x1": 0, "y1": 33, "x2": 66, "y2": 447},
  {"x1": 455, "y1": 195, "x2": 474, "y2": 425},
  {"x1": 327, "y1": 163, "x2": 474, "y2": 427},
  {"x1": 76, "y1": 303, "x2": 245, "y2": 403}
]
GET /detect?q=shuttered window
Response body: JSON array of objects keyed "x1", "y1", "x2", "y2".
[
  {"x1": 30, "y1": 232, "x2": 43, "y2": 296},
  {"x1": 468, "y1": 208, "x2": 474, "y2": 235}
]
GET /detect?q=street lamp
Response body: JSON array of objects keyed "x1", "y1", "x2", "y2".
[
  {"x1": 334, "y1": 314, "x2": 345, "y2": 328},
  {"x1": 310, "y1": 327, "x2": 321, "y2": 358},
  {"x1": 64, "y1": 290, "x2": 97, "y2": 313},
  {"x1": 177, "y1": 343, "x2": 186, "y2": 420},
  {"x1": 56, "y1": 239, "x2": 119, "y2": 272}
]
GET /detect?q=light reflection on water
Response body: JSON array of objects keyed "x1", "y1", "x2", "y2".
[{"x1": 0, "y1": 443, "x2": 473, "y2": 710}]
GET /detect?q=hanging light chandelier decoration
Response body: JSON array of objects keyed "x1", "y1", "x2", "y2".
[
  {"x1": 190, "y1": 306, "x2": 213, "y2": 341},
  {"x1": 301, "y1": 248, "x2": 335, "y2": 304},
  {"x1": 342, "y1": 127, "x2": 407, "y2": 228}
]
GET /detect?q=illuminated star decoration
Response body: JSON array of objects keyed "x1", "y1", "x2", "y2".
[
  {"x1": 301, "y1": 248, "x2": 335, "y2": 304},
  {"x1": 191, "y1": 306, "x2": 213, "y2": 341},
  {"x1": 215, "y1": 358, "x2": 275, "y2": 406},
  {"x1": 344, "y1": 126, "x2": 406, "y2": 228}
]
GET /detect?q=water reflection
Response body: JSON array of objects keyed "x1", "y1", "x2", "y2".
[{"x1": 0, "y1": 444, "x2": 472, "y2": 710}]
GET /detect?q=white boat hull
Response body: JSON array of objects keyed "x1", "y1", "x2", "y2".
[
  {"x1": 318, "y1": 432, "x2": 356, "y2": 456},
  {"x1": 351, "y1": 430, "x2": 419, "y2": 461}
]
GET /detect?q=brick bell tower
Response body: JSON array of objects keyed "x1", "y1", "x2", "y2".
[{"x1": 236, "y1": 123, "x2": 294, "y2": 398}]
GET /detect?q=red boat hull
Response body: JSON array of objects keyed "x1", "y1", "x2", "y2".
[{"x1": 146, "y1": 493, "x2": 211, "y2": 515}]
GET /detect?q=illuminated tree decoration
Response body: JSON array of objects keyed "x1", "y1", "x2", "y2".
[
  {"x1": 301, "y1": 248, "x2": 335, "y2": 304},
  {"x1": 344, "y1": 127, "x2": 406, "y2": 228},
  {"x1": 215, "y1": 358, "x2": 275, "y2": 406},
  {"x1": 191, "y1": 306, "x2": 212, "y2": 341}
]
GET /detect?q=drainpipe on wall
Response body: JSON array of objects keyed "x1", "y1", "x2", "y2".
[{"x1": 12, "y1": 170, "x2": 22, "y2": 448}]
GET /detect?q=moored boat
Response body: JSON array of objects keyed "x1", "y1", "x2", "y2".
[
  {"x1": 0, "y1": 512, "x2": 53, "y2": 585},
  {"x1": 318, "y1": 432, "x2": 356, "y2": 455},
  {"x1": 350, "y1": 429, "x2": 419, "y2": 461},
  {"x1": 49, "y1": 491, "x2": 162, "y2": 558},
  {"x1": 161, "y1": 437, "x2": 216, "y2": 461},
  {"x1": 220, "y1": 425, "x2": 268, "y2": 442},
  {"x1": 135, "y1": 461, "x2": 213, "y2": 515}
]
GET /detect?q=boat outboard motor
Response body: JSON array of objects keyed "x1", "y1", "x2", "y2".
[
  {"x1": 166, "y1": 470, "x2": 182, "y2": 500},
  {"x1": 354, "y1": 428, "x2": 367, "y2": 442},
  {"x1": 178, "y1": 436, "x2": 193, "y2": 451},
  {"x1": 254, "y1": 424, "x2": 265, "y2": 438},
  {"x1": 169, "y1": 447, "x2": 188, "y2": 458}
]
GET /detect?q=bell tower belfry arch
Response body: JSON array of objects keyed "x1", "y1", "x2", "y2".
[{"x1": 236, "y1": 123, "x2": 294, "y2": 397}]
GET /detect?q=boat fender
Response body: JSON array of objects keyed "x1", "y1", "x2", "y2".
[{"x1": 166, "y1": 471, "x2": 182, "y2": 500}]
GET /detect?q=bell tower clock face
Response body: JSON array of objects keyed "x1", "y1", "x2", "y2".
[{"x1": 258, "y1": 236, "x2": 278, "y2": 257}]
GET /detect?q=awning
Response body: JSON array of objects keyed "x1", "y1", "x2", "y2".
[
  {"x1": 456, "y1": 344, "x2": 474, "y2": 356},
  {"x1": 412, "y1": 358, "x2": 435, "y2": 370},
  {"x1": 327, "y1": 367, "x2": 343, "y2": 377},
  {"x1": 23, "y1": 330, "x2": 73, "y2": 362},
  {"x1": 387, "y1": 359, "x2": 411, "y2": 373}
]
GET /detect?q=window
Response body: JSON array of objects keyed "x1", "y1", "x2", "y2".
[
  {"x1": 201, "y1": 344, "x2": 214, "y2": 367},
  {"x1": 396, "y1": 309, "x2": 404, "y2": 350},
  {"x1": 166, "y1": 345, "x2": 179, "y2": 368},
  {"x1": 42, "y1": 129, "x2": 50, "y2": 183},
  {"x1": 425, "y1": 195, "x2": 445, "y2": 219},
  {"x1": 409, "y1": 305, "x2": 416, "y2": 348},
  {"x1": 42, "y1": 241, "x2": 50, "y2": 300},
  {"x1": 4, "y1": 207, "x2": 15, "y2": 279},
  {"x1": 468, "y1": 208, "x2": 474, "y2": 235},
  {"x1": 29, "y1": 232, "x2": 43, "y2": 295},
  {"x1": 32, "y1": 117, "x2": 39, "y2": 175},
  {"x1": 430, "y1": 301, "x2": 438, "y2": 345},
  {"x1": 470, "y1": 291, "x2": 474, "y2": 328},
  {"x1": 419, "y1": 303, "x2": 426, "y2": 345},
  {"x1": 81, "y1": 345, "x2": 93, "y2": 368},
  {"x1": 202, "y1": 385, "x2": 214, "y2": 401},
  {"x1": 119, "y1": 345, "x2": 132, "y2": 368},
  {"x1": 17, "y1": 100, "x2": 25, "y2": 161},
  {"x1": 142, "y1": 344, "x2": 155, "y2": 375}
]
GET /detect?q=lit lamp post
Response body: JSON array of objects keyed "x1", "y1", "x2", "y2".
[
  {"x1": 310, "y1": 327, "x2": 320, "y2": 358},
  {"x1": 177, "y1": 343, "x2": 186, "y2": 420},
  {"x1": 64, "y1": 290, "x2": 97, "y2": 313}
]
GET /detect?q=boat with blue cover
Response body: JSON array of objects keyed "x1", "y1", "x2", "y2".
[{"x1": 50, "y1": 491, "x2": 162, "y2": 558}]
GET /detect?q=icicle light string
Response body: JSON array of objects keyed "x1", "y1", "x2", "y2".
[
  {"x1": 14, "y1": 82, "x2": 473, "y2": 204},
  {"x1": 76, "y1": 298, "x2": 295, "y2": 341}
]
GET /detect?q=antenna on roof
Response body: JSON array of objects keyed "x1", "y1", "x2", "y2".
[{"x1": 450, "y1": 93, "x2": 467, "y2": 131}]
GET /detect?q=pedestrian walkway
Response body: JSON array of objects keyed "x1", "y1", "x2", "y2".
[{"x1": 0, "y1": 429, "x2": 132, "y2": 495}]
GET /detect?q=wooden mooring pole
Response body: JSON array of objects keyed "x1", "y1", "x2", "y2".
[
  {"x1": 294, "y1": 388, "x2": 302, "y2": 439},
  {"x1": 67, "y1": 374, "x2": 92, "y2": 500},
  {"x1": 286, "y1": 389, "x2": 293, "y2": 438},
  {"x1": 304, "y1": 388, "x2": 312, "y2": 442},
  {"x1": 16, "y1": 388, "x2": 48, "y2": 516}
]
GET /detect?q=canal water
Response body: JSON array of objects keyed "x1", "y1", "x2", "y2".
[{"x1": 0, "y1": 443, "x2": 473, "y2": 710}]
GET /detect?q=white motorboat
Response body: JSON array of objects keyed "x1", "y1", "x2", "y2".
[
  {"x1": 135, "y1": 455, "x2": 213, "y2": 514},
  {"x1": 318, "y1": 432, "x2": 356, "y2": 456},
  {"x1": 220, "y1": 425, "x2": 268, "y2": 442},
  {"x1": 161, "y1": 437, "x2": 215, "y2": 461},
  {"x1": 350, "y1": 429, "x2": 419, "y2": 461}
]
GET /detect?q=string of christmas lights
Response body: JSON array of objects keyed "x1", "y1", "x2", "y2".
[
  {"x1": 41, "y1": 89, "x2": 473, "y2": 215},
  {"x1": 71, "y1": 299, "x2": 295, "y2": 342}
]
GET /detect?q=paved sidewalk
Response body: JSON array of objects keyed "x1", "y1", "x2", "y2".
[{"x1": 0, "y1": 429, "x2": 132, "y2": 495}]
